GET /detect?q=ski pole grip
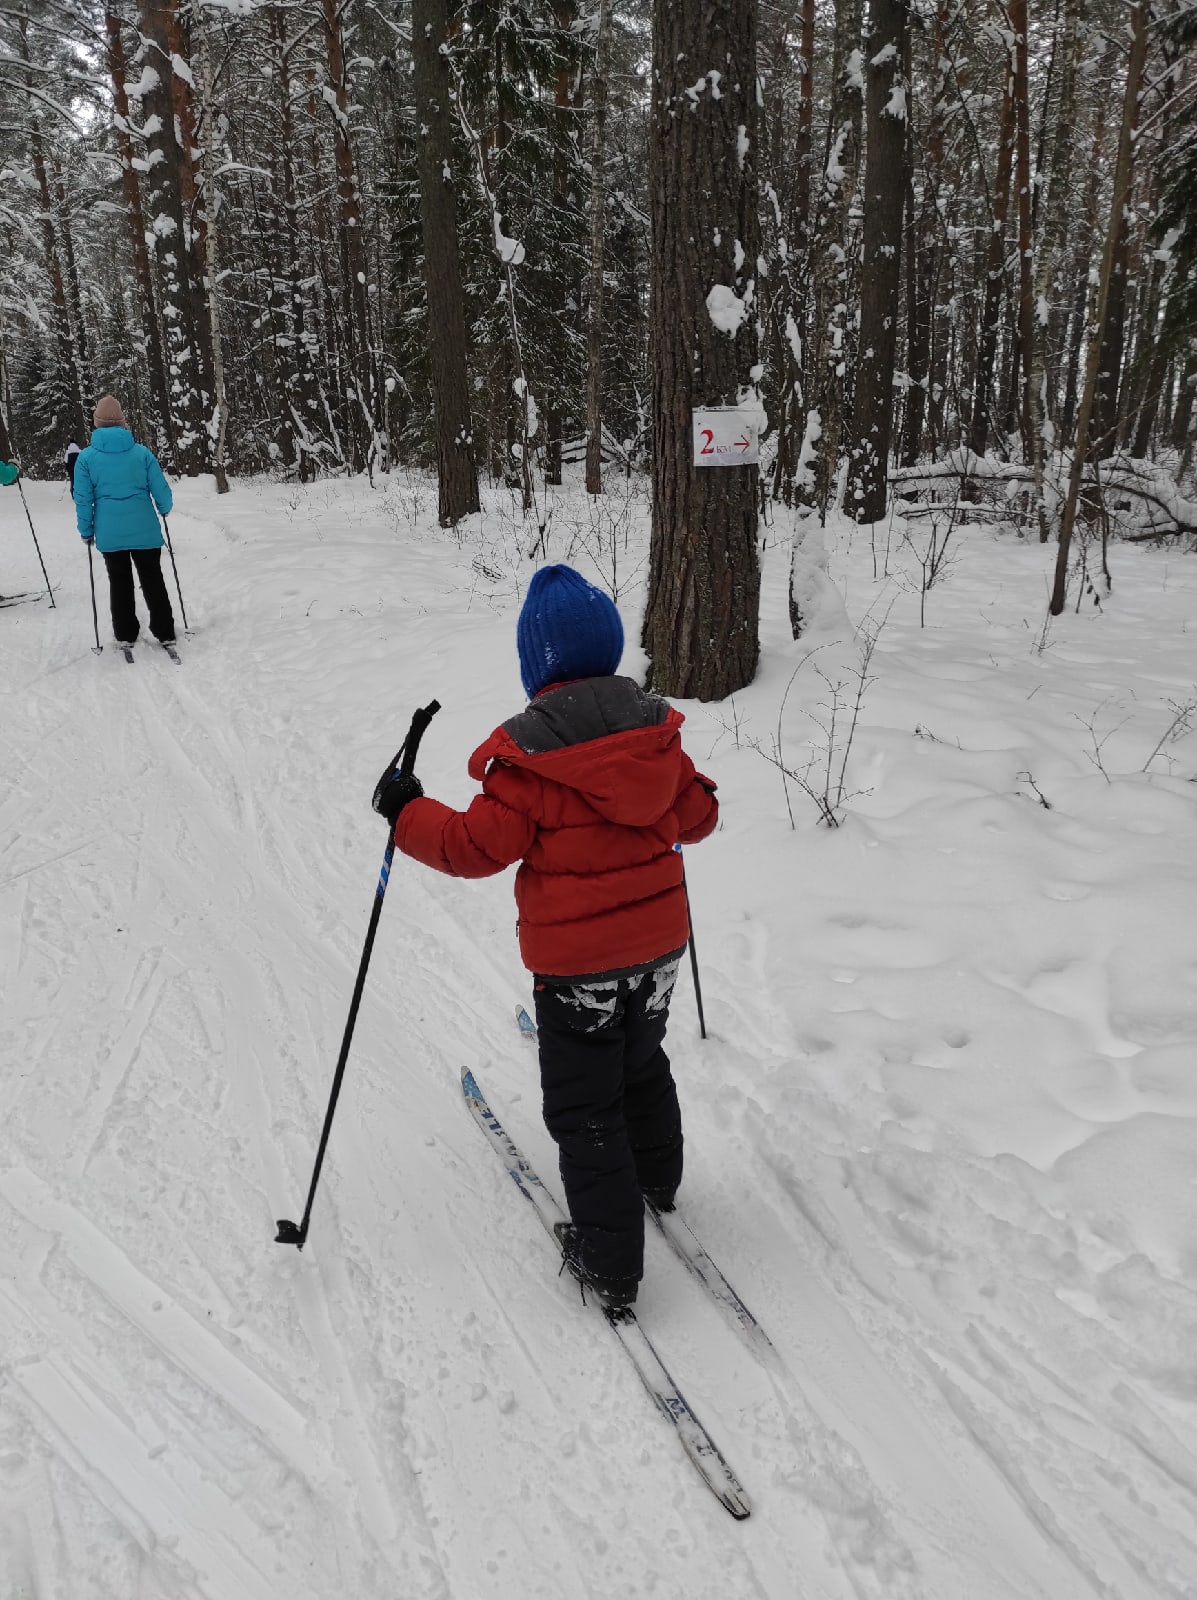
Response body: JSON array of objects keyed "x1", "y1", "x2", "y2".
[{"x1": 398, "y1": 699, "x2": 441, "y2": 776}]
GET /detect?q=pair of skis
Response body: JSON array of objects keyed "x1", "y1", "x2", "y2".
[
  {"x1": 463, "y1": 1008, "x2": 772, "y2": 1520},
  {"x1": 118, "y1": 640, "x2": 181, "y2": 666}
]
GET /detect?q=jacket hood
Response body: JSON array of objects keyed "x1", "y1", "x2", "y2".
[
  {"x1": 90, "y1": 426, "x2": 135, "y2": 454},
  {"x1": 470, "y1": 676, "x2": 687, "y2": 828}
]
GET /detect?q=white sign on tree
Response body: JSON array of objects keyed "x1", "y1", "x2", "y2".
[{"x1": 692, "y1": 407, "x2": 759, "y2": 467}]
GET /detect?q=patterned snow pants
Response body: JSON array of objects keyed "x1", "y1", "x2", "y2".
[{"x1": 532, "y1": 960, "x2": 682, "y2": 1286}]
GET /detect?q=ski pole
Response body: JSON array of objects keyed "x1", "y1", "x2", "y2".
[
  {"x1": 276, "y1": 698, "x2": 442, "y2": 1250},
  {"x1": 677, "y1": 848, "x2": 707, "y2": 1040},
  {"x1": 16, "y1": 478, "x2": 56, "y2": 607},
  {"x1": 86, "y1": 541, "x2": 102, "y2": 653},
  {"x1": 161, "y1": 515, "x2": 189, "y2": 634}
]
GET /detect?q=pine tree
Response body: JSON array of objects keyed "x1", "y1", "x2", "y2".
[{"x1": 642, "y1": 0, "x2": 761, "y2": 700}]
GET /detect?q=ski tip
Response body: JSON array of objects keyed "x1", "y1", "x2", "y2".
[
  {"x1": 461, "y1": 1066, "x2": 482, "y2": 1098},
  {"x1": 723, "y1": 1490, "x2": 753, "y2": 1520},
  {"x1": 515, "y1": 1005, "x2": 537, "y2": 1038}
]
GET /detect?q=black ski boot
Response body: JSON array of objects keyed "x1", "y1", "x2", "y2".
[{"x1": 553, "y1": 1222, "x2": 638, "y2": 1310}]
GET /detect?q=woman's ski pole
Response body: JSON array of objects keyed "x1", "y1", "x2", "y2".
[
  {"x1": 86, "y1": 542, "x2": 102, "y2": 653},
  {"x1": 16, "y1": 478, "x2": 56, "y2": 607},
  {"x1": 275, "y1": 698, "x2": 441, "y2": 1250},
  {"x1": 162, "y1": 515, "x2": 189, "y2": 633}
]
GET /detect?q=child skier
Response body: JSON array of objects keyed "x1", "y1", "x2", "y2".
[{"x1": 374, "y1": 564, "x2": 718, "y2": 1308}]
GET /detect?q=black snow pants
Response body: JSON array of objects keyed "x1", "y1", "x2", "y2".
[
  {"x1": 103, "y1": 548, "x2": 175, "y2": 644},
  {"x1": 533, "y1": 959, "x2": 683, "y2": 1287}
]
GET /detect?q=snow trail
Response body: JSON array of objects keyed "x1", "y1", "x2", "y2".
[{"x1": 2, "y1": 476, "x2": 1196, "y2": 1598}]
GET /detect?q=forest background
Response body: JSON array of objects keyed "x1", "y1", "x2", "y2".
[{"x1": 1, "y1": 0, "x2": 1195, "y2": 692}]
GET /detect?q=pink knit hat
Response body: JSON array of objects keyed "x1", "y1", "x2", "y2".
[{"x1": 92, "y1": 395, "x2": 127, "y2": 428}]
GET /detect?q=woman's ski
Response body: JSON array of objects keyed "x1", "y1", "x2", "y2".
[{"x1": 461, "y1": 1068, "x2": 752, "y2": 1520}]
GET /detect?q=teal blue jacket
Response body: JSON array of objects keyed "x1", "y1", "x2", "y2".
[{"x1": 73, "y1": 427, "x2": 173, "y2": 552}]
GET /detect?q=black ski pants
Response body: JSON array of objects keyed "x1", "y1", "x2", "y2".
[
  {"x1": 534, "y1": 960, "x2": 683, "y2": 1286},
  {"x1": 102, "y1": 548, "x2": 175, "y2": 644}
]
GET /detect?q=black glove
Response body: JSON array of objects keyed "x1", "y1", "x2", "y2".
[{"x1": 373, "y1": 768, "x2": 424, "y2": 827}]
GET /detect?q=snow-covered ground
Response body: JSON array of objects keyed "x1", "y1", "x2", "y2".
[{"x1": 2, "y1": 470, "x2": 1196, "y2": 1600}]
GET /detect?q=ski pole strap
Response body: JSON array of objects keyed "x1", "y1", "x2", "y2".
[
  {"x1": 371, "y1": 700, "x2": 442, "y2": 818},
  {"x1": 399, "y1": 699, "x2": 441, "y2": 775}
]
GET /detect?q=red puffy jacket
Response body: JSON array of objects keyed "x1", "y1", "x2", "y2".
[{"x1": 395, "y1": 676, "x2": 718, "y2": 978}]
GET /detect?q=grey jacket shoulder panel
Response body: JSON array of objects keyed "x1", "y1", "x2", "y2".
[{"x1": 502, "y1": 676, "x2": 670, "y2": 754}]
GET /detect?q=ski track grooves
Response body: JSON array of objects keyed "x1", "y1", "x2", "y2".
[
  {"x1": 8, "y1": 494, "x2": 1194, "y2": 1600},
  {"x1": 142, "y1": 652, "x2": 456, "y2": 1594}
]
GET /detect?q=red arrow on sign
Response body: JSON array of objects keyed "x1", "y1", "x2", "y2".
[{"x1": 735, "y1": 436, "x2": 750, "y2": 451}]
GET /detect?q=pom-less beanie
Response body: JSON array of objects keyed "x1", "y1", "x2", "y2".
[
  {"x1": 93, "y1": 395, "x2": 127, "y2": 428},
  {"x1": 517, "y1": 564, "x2": 625, "y2": 699}
]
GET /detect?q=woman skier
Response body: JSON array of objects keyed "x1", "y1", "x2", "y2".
[{"x1": 73, "y1": 395, "x2": 176, "y2": 651}]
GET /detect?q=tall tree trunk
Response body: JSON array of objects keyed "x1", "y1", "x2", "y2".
[
  {"x1": 270, "y1": 3, "x2": 321, "y2": 479},
  {"x1": 807, "y1": 0, "x2": 865, "y2": 516},
  {"x1": 544, "y1": 4, "x2": 577, "y2": 488},
  {"x1": 320, "y1": 0, "x2": 376, "y2": 471},
  {"x1": 19, "y1": 14, "x2": 87, "y2": 443},
  {"x1": 584, "y1": 0, "x2": 612, "y2": 497},
  {"x1": 197, "y1": 23, "x2": 228, "y2": 493},
  {"x1": 1170, "y1": 353, "x2": 1196, "y2": 452},
  {"x1": 105, "y1": 9, "x2": 173, "y2": 458},
  {"x1": 1029, "y1": 0, "x2": 1083, "y2": 533},
  {"x1": 1128, "y1": 267, "x2": 1170, "y2": 459},
  {"x1": 1088, "y1": 26, "x2": 1148, "y2": 461},
  {"x1": 1009, "y1": 0, "x2": 1036, "y2": 466},
  {"x1": 643, "y1": 0, "x2": 761, "y2": 701},
  {"x1": 1124, "y1": 67, "x2": 1176, "y2": 458},
  {"x1": 844, "y1": 0, "x2": 909, "y2": 521},
  {"x1": 1050, "y1": 0, "x2": 1149, "y2": 615},
  {"x1": 412, "y1": 0, "x2": 480, "y2": 523},
  {"x1": 50, "y1": 154, "x2": 92, "y2": 414},
  {"x1": 0, "y1": 333, "x2": 13, "y2": 458},
  {"x1": 138, "y1": 0, "x2": 208, "y2": 472},
  {"x1": 28, "y1": 114, "x2": 88, "y2": 442},
  {"x1": 899, "y1": 0, "x2": 947, "y2": 467},
  {"x1": 967, "y1": 36, "x2": 1015, "y2": 458},
  {"x1": 162, "y1": 3, "x2": 213, "y2": 433},
  {"x1": 767, "y1": 0, "x2": 816, "y2": 503}
]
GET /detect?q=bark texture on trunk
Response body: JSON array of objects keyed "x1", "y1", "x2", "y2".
[
  {"x1": 137, "y1": 0, "x2": 210, "y2": 473},
  {"x1": 320, "y1": 0, "x2": 376, "y2": 471},
  {"x1": 106, "y1": 10, "x2": 173, "y2": 457},
  {"x1": 412, "y1": 0, "x2": 480, "y2": 524},
  {"x1": 584, "y1": 0, "x2": 611, "y2": 497},
  {"x1": 808, "y1": 0, "x2": 864, "y2": 516},
  {"x1": 29, "y1": 114, "x2": 88, "y2": 442},
  {"x1": 643, "y1": 0, "x2": 761, "y2": 702},
  {"x1": 844, "y1": 0, "x2": 908, "y2": 522},
  {"x1": 899, "y1": 0, "x2": 948, "y2": 466},
  {"x1": 1050, "y1": 0, "x2": 1149, "y2": 615},
  {"x1": 967, "y1": 40, "x2": 1015, "y2": 458}
]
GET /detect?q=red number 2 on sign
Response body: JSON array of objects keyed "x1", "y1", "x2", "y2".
[{"x1": 700, "y1": 429, "x2": 715, "y2": 456}]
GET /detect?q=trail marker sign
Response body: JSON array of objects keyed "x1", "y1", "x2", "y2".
[{"x1": 692, "y1": 407, "x2": 759, "y2": 468}]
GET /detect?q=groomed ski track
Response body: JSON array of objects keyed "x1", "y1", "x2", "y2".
[{"x1": 2, "y1": 477, "x2": 1195, "y2": 1600}]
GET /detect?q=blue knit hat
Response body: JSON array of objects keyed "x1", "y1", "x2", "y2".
[{"x1": 517, "y1": 565, "x2": 625, "y2": 699}]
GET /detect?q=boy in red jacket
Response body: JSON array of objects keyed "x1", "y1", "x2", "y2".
[{"x1": 374, "y1": 564, "x2": 717, "y2": 1308}]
